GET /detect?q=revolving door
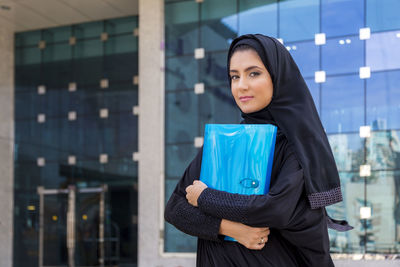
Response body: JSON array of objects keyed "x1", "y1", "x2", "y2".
[{"x1": 37, "y1": 185, "x2": 117, "y2": 267}]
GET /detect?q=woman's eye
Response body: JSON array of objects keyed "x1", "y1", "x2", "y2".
[
  {"x1": 250, "y1": 72, "x2": 260, "y2": 77},
  {"x1": 231, "y1": 75, "x2": 239, "y2": 80}
]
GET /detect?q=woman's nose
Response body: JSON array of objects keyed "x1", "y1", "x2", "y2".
[{"x1": 238, "y1": 77, "x2": 249, "y2": 91}]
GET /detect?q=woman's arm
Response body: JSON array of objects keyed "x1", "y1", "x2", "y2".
[
  {"x1": 164, "y1": 147, "x2": 223, "y2": 242},
  {"x1": 192, "y1": 143, "x2": 305, "y2": 229},
  {"x1": 165, "y1": 147, "x2": 271, "y2": 246}
]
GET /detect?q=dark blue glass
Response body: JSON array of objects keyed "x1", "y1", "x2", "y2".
[
  {"x1": 165, "y1": 1, "x2": 199, "y2": 56},
  {"x1": 366, "y1": 31, "x2": 400, "y2": 72},
  {"x1": 15, "y1": 30, "x2": 41, "y2": 47},
  {"x1": 43, "y1": 26, "x2": 72, "y2": 43},
  {"x1": 279, "y1": 0, "x2": 319, "y2": 42},
  {"x1": 321, "y1": 0, "x2": 364, "y2": 37},
  {"x1": 105, "y1": 16, "x2": 138, "y2": 35},
  {"x1": 367, "y1": 70, "x2": 400, "y2": 130},
  {"x1": 321, "y1": 74, "x2": 364, "y2": 133},
  {"x1": 166, "y1": 144, "x2": 198, "y2": 178},
  {"x1": 166, "y1": 91, "x2": 199, "y2": 144},
  {"x1": 238, "y1": 0, "x2": 278, "y2": 37},
  {"x1": 198, "y1": 87, "x2": 239, "y2": 137},
  {"x1": 322, "y1": 35, "x2": 364, "y2": 75},
  {"x1": 43, "y1": 43, "x2": 72, "y2": 63},
  {"x1": 200, "y1": 51, "x2": 227, "y2": 88},
  {"x1": 367, "y1": 0, "x2": 400, "y2": 32},
  {"x1": 201, "y1": 0, "x2": 238, "y2": 52},
  {"x1": 287, "y1": 40, "x2": 319, "y2": 78},
  {"x1": 165, "y1": 55, "x2": 198, "y2": 91},
  {"x1": 74, "y1": 21, "x2": 104, "y2": 39}
]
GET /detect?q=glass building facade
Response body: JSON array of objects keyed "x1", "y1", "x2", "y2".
[
  {"x1": 14, "y1": 16, "x2": 139, "y2": 266},
  {"x1": 163, "y1": 0, "x2": 400, "y2": 255}
]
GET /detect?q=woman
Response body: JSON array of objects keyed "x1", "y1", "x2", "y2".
[{"x1": 164, "y1": 34, "x2": 352, "y2": 266}]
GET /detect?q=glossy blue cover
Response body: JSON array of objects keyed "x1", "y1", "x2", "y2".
[{"x1": 199, "y1": 124, "x2": 277, "y2": 241}]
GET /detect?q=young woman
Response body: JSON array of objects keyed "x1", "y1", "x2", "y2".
[{"x1": 165, "y1": 34, "x2": 351, "y2": 266}]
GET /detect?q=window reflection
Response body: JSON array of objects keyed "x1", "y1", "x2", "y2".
[
  {"x1": 321, "y1": 75, "x2": 364, "y2": 133},
  {"x1": 367, "y1": 70, "x2": 400, "y2": 130},
  {"x1": 321, "y1": 0, "x2": 364, "y2": 38},
  {"x1": 366, "y1": 31, "x2": 400, "y2": 72},
  {"x1": 322, "y1": 36, "x2": 363, "y2": 75},
  {"x1": 238, "y1": 0, "x2": 278, "y2": 37}
]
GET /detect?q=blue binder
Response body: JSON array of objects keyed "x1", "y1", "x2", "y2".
[{"x1": 199, "y1": 124, "x2": 277, "y2": 241}]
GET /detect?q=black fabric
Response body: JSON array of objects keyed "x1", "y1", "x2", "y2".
[
  {"x1": 227, "y1": 34, "x2": 342, "y2": 209},
  {"x1": 165, "y1": 129, "x2": 335, "y2": 266}
]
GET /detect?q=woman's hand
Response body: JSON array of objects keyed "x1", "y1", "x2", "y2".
[
  {"x1": 219, "y1": 219, "x2": 270, "y2": 250},
  {"x1": 185, "y1": 180, "x2": 208, "y2": 207}
]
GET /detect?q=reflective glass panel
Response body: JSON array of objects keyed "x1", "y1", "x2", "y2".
[
  {"x1": 287, "y1": 40, "x2": 319, "y2": 78},
  {"x1": 321, "y1": 75, "x2": 364, "y2": 133},
  {"x1": 238, "y1": 0, "x2": 278, "y2": 37},
  {"x1": 165, "y1": 1, "x2": 199, "y2": 56},
  {"x1": 322, "y1": 36, "x2": 364, "y2": 75},
  {"x1": 366, "y1": 0, "x2": 400, "y2": 32},
  {"x1": 366, "y1": 31, "x2": 400, "y2": 72},
  {"x1": 279, "y1": 0, "x2": 319, "y2": 42},
  {"x1": 321, "y1": 0, "x2": 364, "y2": 38},
  {"x1": 201, "y1": 0, "x2": 238, "y2": 52},
  {"x1": 366, "y1": 70, "x2": 400, "y2": 130}
]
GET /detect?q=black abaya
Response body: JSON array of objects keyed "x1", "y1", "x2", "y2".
[{"x1": 165, "y1": 128, "x2": 334, "y2": 266}]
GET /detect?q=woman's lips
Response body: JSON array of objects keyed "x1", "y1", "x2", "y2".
[{"x1": 239, "y1": 96, "x2": 254, "y2": 102}]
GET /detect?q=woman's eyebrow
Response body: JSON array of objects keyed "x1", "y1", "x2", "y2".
[{"x1": 229, "y1": 66, "x2": 263, "y2": 73}]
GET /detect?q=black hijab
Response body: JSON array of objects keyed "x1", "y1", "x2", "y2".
[{"x1": 227, "y1": 34, "x2": 342, "y2": 209}]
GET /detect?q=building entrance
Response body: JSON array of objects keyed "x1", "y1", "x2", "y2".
[{"x1": 37, "y1": 185, "x2": 118, "y2": 267}]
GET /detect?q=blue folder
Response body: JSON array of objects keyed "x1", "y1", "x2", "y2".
[{"x1": 199, "y1": 124, "x2": 277, "y2": 241}]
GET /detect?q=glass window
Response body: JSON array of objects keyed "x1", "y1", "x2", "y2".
[
  {"x1": 74, "y1": 39, "x2": 103, "y2": 59},
  {"x1": 366, "y1": 70, "x2": 400, "y2": 130},
  {"x1": 328, "y1": 133, "x2": 364, "y2": 172},
  {"x1": 74, "y1": 21, "x2": 104, "y2": 39},
  {"x1": 287, "y1": 40, "x2": 319, "y2": 78},
  {"x1": 105, "y1": 16, "x2": 138, "y2": 35},
  {"x1": 165, "y1": 91, "x2": 199, "y2": 144},
  {"x1": 322, "y1": 35, "x2": 364, "y2": 75},
  {"x1": 321, "y1": 75, "x2": 364, "y2": 134},
  {"x1": 366, "y1": 0, "x2": 400, "y2": 32},
  {"x1": 321, "y1": 0, "x2": 364, "y2": 38},
  {"x1": 327, "y1": 172, "x2": 363, "y2": 253},
  {"x1": 15, "y1": 30, "x2": 41, "y2": 47},
  {"x1": 238, "y1": 0, "x2": 278, "y2": 37},
  {"x1": 279, "y1": 0, "x2": 319, "y2": 42},
  {"x1": 43, "y1": 26, "x2": 72, "y2": 44},
  {"x1": 365, "y1": 171, "x2": 399, "y2": 253},
  {"x1": 105, "y1": 34, "x2": 138, "y2": 55},
  {"x1": 199, "y1": 51, "x2": 227, "y2": 88},
  {"x1": 165, "y1": 55, "x2": 198, "y2": 91},
  {"x1": 166, "y1": 144, "x2": 198, "y2": 178},
  {"x1": 367, "y1": 130, "x2": 400, "y2": 171},
  {"x1": 43, "y1": 43, "x2": 72, "y2": 63},
  {"x1": 165, "y1": 1, "x2": 199, "y2": 56},
  {"x1": 18, "y1": 47, "x2": 41, "y2": 65},
  {"x1": 201, "y1": 0, "x2": 238, "y2": 52},
  {"x1": 198, "y1": 87, "x2": 239, "y2": 137},
  {"x1": 366, "y1": 31, "x2": 400, "y2": 72}
]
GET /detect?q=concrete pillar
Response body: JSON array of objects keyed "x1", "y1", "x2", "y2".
[
  {"x1": 0, "y1": 14, "x2": 14, "y2": 267},
  {"x1": 138, "y1": 0, "x2": 196, "y2": 266}
]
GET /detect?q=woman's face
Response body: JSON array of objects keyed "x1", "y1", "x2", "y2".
[{"x1": 229, "y1": 49, "x2": 274, "y2": 114}]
